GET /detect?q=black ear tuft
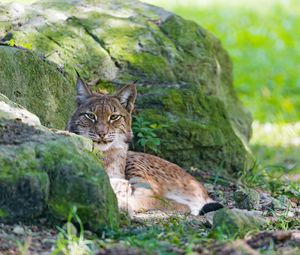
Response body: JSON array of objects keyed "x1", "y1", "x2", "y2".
[
  {"x1": 114, "y1": 84, "x2": 137, "y2": 113},
  {"x1": 199, "y1": 202, "x2": 224, "y2": 215},
  {"x1": 75, "y1": 73, "x2": 92, "y2": 106}
]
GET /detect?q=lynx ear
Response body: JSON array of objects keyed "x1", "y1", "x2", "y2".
[
  {"x1": 114, "y1": 84, "x2": 137, "y2": 113},
  {"x1": 76, "y1": 76, "x2": 92, "y2": 105}
]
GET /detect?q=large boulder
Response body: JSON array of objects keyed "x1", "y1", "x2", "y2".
[
  {"x1": 0, "y1": 0, "x2": 252, "y2": 173},
  {"x1": 0, "y1": 46, "x2": 75, "y2": 129},
  {"x1": 0, "y1": 95, "x2": 119, "y2": 231}
]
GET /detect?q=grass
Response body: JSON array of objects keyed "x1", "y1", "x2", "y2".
[
  {"x1": 48, "y1": 207, "x2": 300, "y2": 254},
  {"x1": 50, "y1": 213, "x2": 215, "y2": 255},
  {"x1": 251, "y1": 121, "x2": 300, "y2": 180}
]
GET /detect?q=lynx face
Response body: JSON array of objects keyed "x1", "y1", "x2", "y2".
[{"x1": 67, "y1": 77, "x2": 136, "y2": 152}]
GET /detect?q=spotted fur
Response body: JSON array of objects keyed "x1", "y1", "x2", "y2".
[{"x1": 67, "y1": 77, "x2": 223, "y2": 215}]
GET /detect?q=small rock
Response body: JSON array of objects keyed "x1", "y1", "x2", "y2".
[
  {"x1": 260, "y1": 192, "x2": 273, "y2": 210},
  {"x1": 84, "y1": 230, "x2": 94, "y2": 239},
  {"x1": 246, "y1": 231, "x2": 300, "y2": 251},
  {"x1": 204, "y1": 183, "x2": 215, "y2": 193},
  {"x1": 271, "y1": 198, "x2": 286, "y2": 210},
  {"x1": 41, "y1": 238, "x2": 56, "y2": 247},
  {"x1": 205, "y1": 211, "x2": 215, "y2": 225},
  {"x1": 291, "y1": 232, "x2": 300, "y2": 242},
  {"x1": 273, "y1": 231, "x2": 292, "y2": 242},
  {"x1": 234, "y1": 188, "x2": 260, "y2": 210},
  {"x1": 13, "y1": 225, "x2": 25, "y2": 235},
  {"x1": 96, "y1": 246, "x2": 142, "y2": 255},
  {"x1": 287, "y1": 211, "x2": 295, "y2": 217},
  {"x1": 215, "y1": 240, "x2": 259, "y2": 255},
  {"x1": 211, "y1": 208, "x2": 268, "y2": 238},
  {"x1": 270, "y1": 195, "x2": 295, "y2": 211}
]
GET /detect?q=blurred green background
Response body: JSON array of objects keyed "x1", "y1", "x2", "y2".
[{"x1": 1, "y1": 0, "x2": 299, "y2": 181}]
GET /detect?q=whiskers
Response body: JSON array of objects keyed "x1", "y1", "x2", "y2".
[
  {"x1": 88, "y1": 130, "x2": 99, "y2": 140},
  {"x1": 86, "y1": 130, "x2": 115, "y2": 144},
  {"x1": 106, "y1": 133, "x2": 116, "y2": 141}
]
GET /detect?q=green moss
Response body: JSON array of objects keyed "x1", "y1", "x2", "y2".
[
  {"x1": 211, "y1": 208, "x2": 268, "y2": 239},
  {"x1": 0, "y1": 46, "x2": 75, "y2": 129},
  {"x1": 161, "y1": 15, "x2": 212, "y2": 52},
  {"x1": 41, "y1": 138, "x2": 119, "y2": 230},
  {"x1": 0, "y1": 169, "x2": 49, "y2": 221},
  {"x1": 160, "y1": 16, "x2": 217, "y2": 85},
  {"x1": 0, "y1": 208, "x2": 9, "y2": 218},
  {"x1": 50, "y1": 160, "x2": 116, "y2": 229},
  {"x1": 126, "y1": 52, "x2": 174, "y2": 81},
  {"x1": 47, "y1": 199, "x2": 70, "y2": 219},
  {"x1": 87, "y1": 16, "x2": 179, "y2": 83},
  {"x1": 93, "y1": 81, "x2": 117, "y2": 94},
  {"x1": 135, "y1": 86, "x2": 247, "y2": 173}
]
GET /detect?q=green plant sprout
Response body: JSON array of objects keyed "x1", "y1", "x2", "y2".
[
  {"x1": 51, "y1": 207, "x2": 93, "y2": 255},
  {"x1": 132, "y1": 116, "x2": 164, "y2": 153}
]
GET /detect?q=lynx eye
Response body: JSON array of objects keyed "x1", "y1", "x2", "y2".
[
  {"x1": 109, "y1": 114, "x2": 121, "y2": 121},
  {"x1": 85, "y1": 112, "x2": 96, "y2": 122}
]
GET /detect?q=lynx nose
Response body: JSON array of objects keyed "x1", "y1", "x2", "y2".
[
  {"x1": 96, "y1": 125, "x2": 108, "y2": 139},
  {"x1": 98, "y1": 132, "x2": 106, "y2": 139}
]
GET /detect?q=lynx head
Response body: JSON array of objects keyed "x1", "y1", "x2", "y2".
[{"x1": 67, "y1": 77, "x2": 137, "y2": 152}]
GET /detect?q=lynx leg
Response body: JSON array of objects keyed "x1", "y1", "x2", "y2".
[
  {"x1": 109, "y1": 177, "x2": 161, "y2": 213},
  {"x1": 127, "y1": 178, "x2": 161, "y2": 212},
  {"x1": 127, "y1": 178, "x2": 191, "y2": 213},
  {"x1": 109, "y1": 178, "x2": 131, "y2": 213}
]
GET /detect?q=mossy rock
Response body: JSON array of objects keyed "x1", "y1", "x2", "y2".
[
  {"x1": 0, "y1": 110, "x2": 119, "y2": 231},
  {"x1": 0, "y1": 45, "x2": 75, "y2": 129},
  {"x1": 211, "y1": 208, "x2": 268, "y2": 239},
  {"x1": 0, "y1": 0, "x2": 253, "y2": 173},
  {"x1": 234, "y1": 188, "x2": 261, "y2": 210}
]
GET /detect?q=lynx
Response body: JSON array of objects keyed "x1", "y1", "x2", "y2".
[{"x1": 67, "y1": 77, "x2": 223, "y2": 215}]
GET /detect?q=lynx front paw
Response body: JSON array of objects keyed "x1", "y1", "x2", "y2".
[
  {"x1": 109, "y1": 178, "x2": 133, "y2": 213},
  {"x1": 110, "y1": 178, "x2": 132, "y2": 197}
]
